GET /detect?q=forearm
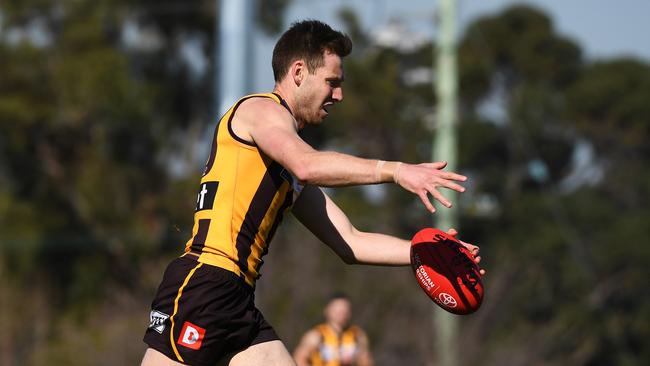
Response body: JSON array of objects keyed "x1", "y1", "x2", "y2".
[
  {"x1": 343, "y1": 229, "x2": 411, "y2": 266},
  {"x1": 293, "y1": 151, "x2": 399, "y2": 186}
]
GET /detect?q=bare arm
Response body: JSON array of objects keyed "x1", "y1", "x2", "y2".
[
  {"x1": 293, "y1": 329, "x2": 320, "y2": 366},
  {"x1": 292, "y1": 185, "x2": 486, "y2": 273},
  {"x1": 235, "y1": 98, "x2": 467, "y2": 212},
  {"x1": 355, "y1": 329, "x2": 374, "y2": 366},
  {"x1": 238, "y1": 98, "x2": 382, "y2": 186},
  {"x1": 292, "y1": 185, "x2": 411, "y2": 265}
]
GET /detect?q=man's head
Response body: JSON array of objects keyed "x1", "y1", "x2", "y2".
[
  {"x1": 324, "y1": 293, "x2": 352, "y2": 330},
  {"x1": 272, "y1": 20, "x2": 352, "y2": 125},
  {"x1": 272, "y1": 20, "x2": 352, "y2": 82}
]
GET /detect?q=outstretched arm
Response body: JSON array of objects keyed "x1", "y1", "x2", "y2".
[
  {"x1": 292, "y1": 185, "x2": 485, "y2": 272},
  {"x1": 236, "y1": 98, "x2": 467, "y2": 212}
]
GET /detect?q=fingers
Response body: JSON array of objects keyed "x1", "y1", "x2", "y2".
[
  {"x1": 404, "y1": 162, "x2": 468, "y2": 212},
  {"x1": 421, "y1": 162, "x2": 467, "y2": 182},
  {"x1": 460, "y1": 239, "x2": 479, "y2": 256},
  {"x1": 451, "y1": 230, "x2": 487, "y2": 276},
  {"x1": 463, "y1": 244, "x2": 486, "y2": 276},
  {"x1": 421, "y1": 188, "x2": 460, "y2": 211},
  {"x1": 438, "y1": 171, "x2": 468, "y2": 182},
  {"x1": 470, "y1": 253, "x2": 486, "y2": 276},
  {"x1": 430, "y1": 189, "x2": 452, "y2": 208},
  {"x1": 418, "y1": 191, "x2": 436, "y2": 213},
  {"x1": 464, "y1": 244, "x2": 479, "y2": 256},
  {"x1": 426, "y1": 161, "x2": 447, "y2": 169},
  {"x1": 438, "y1": 180, "x2": 466, "y2": 193}
]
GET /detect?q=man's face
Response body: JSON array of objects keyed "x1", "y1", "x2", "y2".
[
  {"x1": 294, "y1": 51, "x2": 344, "y2": 125},
  {"x1": 325, "y1": 298, "x2": 352, "y2": 329}
]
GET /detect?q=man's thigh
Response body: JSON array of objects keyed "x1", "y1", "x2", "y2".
[
  {"x1": 141, "y1": 347, "x2": 185, "y2": 366},
  {"x1": 226, "y1": 340, "x2": 296, "y2": 366}
]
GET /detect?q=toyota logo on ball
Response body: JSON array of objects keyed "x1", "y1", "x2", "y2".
[{"x1": 438, "y1": 293, "x2": 457, "y2": 308}]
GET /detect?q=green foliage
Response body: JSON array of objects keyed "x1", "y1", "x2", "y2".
[
  {"x1": 0, "y1": 0, "x2": 173, "y2": 301},
  {"x1": 567, "y1": 59, "x2": 650, "y2": 153},
  {"x1": 452, "y1": 5, "x2": 650, "y2": 365}
]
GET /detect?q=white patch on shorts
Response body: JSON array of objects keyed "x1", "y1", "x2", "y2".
[{"x1": 149, "y1": 310, "x2": 170, "y2": 334}]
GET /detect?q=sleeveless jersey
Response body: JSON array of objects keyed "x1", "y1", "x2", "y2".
[
  {"x1": 309, "y1": 324, "x2": 361, "y2": 366},
  {"x1": 184, "y1": 93, "x2": 300, "y2": 287}
]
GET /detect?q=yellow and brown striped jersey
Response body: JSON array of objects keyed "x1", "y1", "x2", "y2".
[
  {"x1": 184, "y1": 93, "x2": 301, "y2": 287},
  {"x1": 309, "y1": 324, "x2": 362, "y2": 366}
]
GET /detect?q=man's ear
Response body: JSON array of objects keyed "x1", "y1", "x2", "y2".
[{"x1": 291, "y1": 60, "x2": 306, "y2": 87}]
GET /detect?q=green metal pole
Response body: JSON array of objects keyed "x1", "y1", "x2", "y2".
[{"x1": 433, "y1": 0, "x2": 459, "y2": 365}]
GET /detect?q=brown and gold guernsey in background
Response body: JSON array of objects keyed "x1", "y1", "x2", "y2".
[
  {"x1": 184, "y1": 93, "x2": 300, "y2": 287},
  {"x1": 309, "y1": 324, "x2": 362, "y2": 366}
]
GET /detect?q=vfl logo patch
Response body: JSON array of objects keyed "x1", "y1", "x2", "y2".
[
  {"x1": 177, "y1": 321, "x2": 206, "y2": 350},
  {"x1": 195, "y1": 181, "x2": 219, "y2": 211},
  {"x1": 148, "y1": 310, "x2": 169, "y2": 334}
]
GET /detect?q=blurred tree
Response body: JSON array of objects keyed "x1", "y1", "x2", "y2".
[
  {"x1": 1, "y1": 2, "x2": 648, "y2": 365},
  {"x1": 453, "y1": 5, "x2": 650, "y2": 366},
  {"x1": 0, "y1": 0, "x2": 166, "y2": 283},
  {"x1": 0, "y1": 1, "x2": 172, "y2": 364},
  {"x1": 0, "y1": 0, "x2": 284, "y2": 364},
  {"x1": 257, "y1": 0, "x2": 293, "y2": 35}
]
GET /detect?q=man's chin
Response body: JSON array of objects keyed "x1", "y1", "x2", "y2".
[
  {"x1": 318, "y1": 110, "x2": 329, "y2": 121},
  {"x1": 308, "y1": 115, "x2": 327, "y2": 125}
]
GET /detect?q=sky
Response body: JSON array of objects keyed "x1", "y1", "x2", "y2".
[
  {"x1": 239, "y1": 0, "x2": 646, "y2": 190},
  {"x1": 252, "y1": 0, "x2": 650, "y2": 91}
]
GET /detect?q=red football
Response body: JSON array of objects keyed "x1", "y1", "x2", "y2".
[{"x1": 410, "y1": 228, "x2": 484, "y2": 314}]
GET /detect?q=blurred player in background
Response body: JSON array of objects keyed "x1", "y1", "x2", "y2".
[
  {"x1": 293, "y1": 293, "x2": 373, "y2": 366},
  {"x1": 141, "y1": 19, "x2": 483, "y2": 366}
]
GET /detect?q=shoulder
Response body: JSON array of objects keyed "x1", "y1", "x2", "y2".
[
  {"x1": 299, "y1": 327, "x2": 323, "y2": 346},
  {"x1": 238, "y1": 96, "x2": 293, "y2": 126},
  {"x1": 350, "y1": 325, "x2": 369, "y2": 339},
  {"x1": 231, "y1": 95, "x2": 297, "y2": 144}
]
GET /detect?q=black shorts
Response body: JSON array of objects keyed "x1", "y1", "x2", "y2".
[{"x1": 143, "y1": 256, "x2": 279, "y2": 366}]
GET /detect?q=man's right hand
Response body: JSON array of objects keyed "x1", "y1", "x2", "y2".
[{"x1": 395, "y1": 161, "x2": 467, "y2": 213}]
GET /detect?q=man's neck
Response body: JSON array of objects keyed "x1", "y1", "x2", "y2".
[
  {"x1": 272, "y1": 86, "x2": 305, "y2": 130},
  {"x1": 327, "y1": 322, "x2": 346, "y2": 334}
]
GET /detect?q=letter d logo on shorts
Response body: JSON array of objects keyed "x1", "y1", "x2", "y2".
[{"x1": 177, "y1": 321, "x2": 206, "y2": 350}]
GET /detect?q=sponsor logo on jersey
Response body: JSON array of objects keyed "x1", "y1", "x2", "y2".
[
  {"x1": 195, "y1": 181, "x2": 219, "y2": 211},
  {"x1": 177, "y1": 321, "x2": 206, "y2": 350},
  {"x1": 148, "y1": 310, "x2": 169, "y2": 334}
]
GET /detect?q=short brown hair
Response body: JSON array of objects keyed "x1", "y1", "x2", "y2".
[{"x1": 272, "y1": 20, "x2": 352, "y2": 82}]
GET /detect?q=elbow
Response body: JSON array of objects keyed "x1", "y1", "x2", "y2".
[
  {"x1": 338, "y1": 229, "x2": 363, "y2": 265},
  {"x1": 287, "y1": 150, "x2": 326, "y2": 184},
  {"x1": 291, "y1": 160, "x2": 315, "y2": 184}
]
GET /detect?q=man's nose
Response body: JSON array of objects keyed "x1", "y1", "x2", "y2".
[{"x1": 332, "y1": 87, "x2": 343, "y2": 102}]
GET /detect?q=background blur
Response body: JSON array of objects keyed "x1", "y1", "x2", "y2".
[{"x1": 1, "y1": 0, "x2": 649, "y2": 365}]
